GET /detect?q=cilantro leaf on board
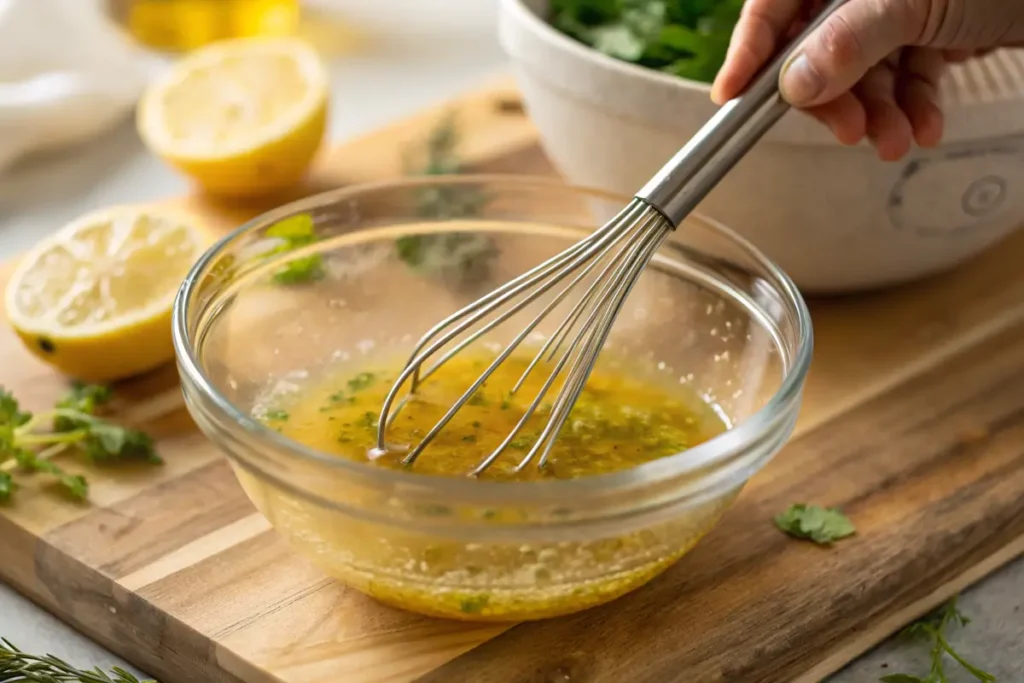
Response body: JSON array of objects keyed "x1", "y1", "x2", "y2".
[{"x1": 774, "y1": 503, "x2": 856, "y2": 545}]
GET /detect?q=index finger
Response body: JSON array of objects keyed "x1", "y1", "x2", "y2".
[{"x1": 711, "y1": 0, "x2": 804, "y2": 104}]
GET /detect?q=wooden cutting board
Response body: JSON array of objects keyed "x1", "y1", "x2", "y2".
[{"x1": 1, "y1": 78, "x2": 1023, "y2": 683}]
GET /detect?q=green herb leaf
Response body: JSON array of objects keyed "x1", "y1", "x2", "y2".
[
  {"x1": 550, "y1": 0, "x2": 743, "y2": 84},
  {"x1": 80, "y1": 423, "x2": 160, "y2": 464},
  {"x1": 263, "y1": 213, "x2": 325, "y2": 285},
  {"x1": 508, "y1": 433, "x2": 536, "y2": 450},
  {"x1": 14, "y1": 450, "x2": 89, "y2": 500},
  {"x1": 347, "y1": 372, "x2": 377, "y2": 393},
  {"x1": 397, "y1": 113, "x2": 496, "y2": 283},
  {"x1": 0, "y1": 386, "x2": 160, "y2": 503},
  {"x1": 273, "y1": 255, "x2": 325, "y2": 285},
  {"x1": 54, "y1": 383, "x2": 112, "y2": 432},
  {"x1": 264, "y1": 409, "x2": 290, "y2": 422},
  {"x1": 0, "y1": 472, "x2": 15, "y2": 502},
  {"x1": 0, "y1": 637, "x2": 158, "y2": 682},
  {"x1": 774, "y1": 503, "x2": 856, "y2": 545},
  {"x1": 361, "y1": 411, "x2": 379, "y2": 430},
  {"x1": 0, "y1": 387, "x2": 32, "y2": 428},
  {"x1": 882, "y1": 596, "x2": 996, "y2": 683}
]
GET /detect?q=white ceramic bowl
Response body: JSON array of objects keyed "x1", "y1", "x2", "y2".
[{"x1": 500, "y1": 0, "x2": 1024, "y2": 293}]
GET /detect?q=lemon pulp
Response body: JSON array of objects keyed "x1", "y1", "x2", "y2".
[{"x1": 4, "y1": 207, "x2": 207, "y2": 382}]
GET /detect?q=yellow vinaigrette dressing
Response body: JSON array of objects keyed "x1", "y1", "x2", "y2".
[
  {"x1": 263, "y1": 351, "x2": 727, "y2": 480},
  {"x1": 250, "y1": 349, "x2": 734, "y2": 620}
]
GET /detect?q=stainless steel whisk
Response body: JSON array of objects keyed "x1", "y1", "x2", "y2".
[{"x1": 377, "y1": 0, "x2": 845, "y2": 475}]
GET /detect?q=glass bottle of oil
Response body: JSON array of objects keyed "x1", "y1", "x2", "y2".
[{"x1": 109, "y1": 0, "x2": 300, "y2": 52}]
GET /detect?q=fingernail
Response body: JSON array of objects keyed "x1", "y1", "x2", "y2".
[{"x1": 781, "y1": 54, "x2": 825, "y2": 105}]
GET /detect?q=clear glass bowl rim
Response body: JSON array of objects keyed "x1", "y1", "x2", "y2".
[{"x1": 172, "y1": 174, "x2": 813, "y2": 502}]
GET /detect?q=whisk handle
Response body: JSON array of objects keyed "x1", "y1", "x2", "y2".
[{"x1": 636, "y1": 0, "x2": 849, "y2": 227}]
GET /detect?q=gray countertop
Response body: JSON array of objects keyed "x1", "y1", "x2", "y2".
[{"x1": 0, "y1": 2, "x2": 1020, "y2": 680}]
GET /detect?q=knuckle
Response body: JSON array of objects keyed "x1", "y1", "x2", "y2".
[{"x1": 816, "y1": 13, "x2": 866, "y2": 69}]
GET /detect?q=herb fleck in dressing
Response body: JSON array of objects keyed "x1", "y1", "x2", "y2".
[{"x1": 266, "y1": 351, "x2": 726, "y2": 481}]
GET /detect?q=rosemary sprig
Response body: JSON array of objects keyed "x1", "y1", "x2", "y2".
[
  {"x1": 0, "y1": 638, "x2": 156, "y2": 682},
  {"x1": 881, "y1": 596, "x2": 996, "y2": 683}
]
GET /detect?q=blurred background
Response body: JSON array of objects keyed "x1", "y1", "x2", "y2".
[{"x1": 0, "y1": 0, "x2": 504, "y2": 257}]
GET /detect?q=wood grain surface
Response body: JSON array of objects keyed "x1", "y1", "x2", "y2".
[{"x1": 1, "y1": 78, "x2": 1023, "y2": 683}]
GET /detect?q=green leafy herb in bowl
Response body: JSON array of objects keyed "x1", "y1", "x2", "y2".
[{"x1": 550, "y1": 0, "x2": 743, "y2": 83}]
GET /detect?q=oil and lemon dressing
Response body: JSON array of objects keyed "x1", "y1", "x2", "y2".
[
  {"x1": 245, "y1": 348, "x2": 733, "y2": 620},
  {"x1": 262, "y1": 350, "x2": 727, "y2": 481}
]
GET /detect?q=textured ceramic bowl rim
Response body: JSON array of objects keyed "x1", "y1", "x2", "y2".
[{"x1": 173, "y1": 175, "x2": 813, "y2": 504}]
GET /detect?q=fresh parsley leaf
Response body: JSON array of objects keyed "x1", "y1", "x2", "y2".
[
  {"x1": 80, "y1": 423, "x2": 159, "y2": 464},
  {"x1": 881, "y1": 597, "x2": 995, "y2": 683},
  {"x1": 264, "y1": 409, "x2": 290, "y2": 422},
  {"x1": 774, "y1": 503, "x2": 856, "y2": 545},
  {"x1": 0, "y1": 387, "x2": 32, "y2": 428},
  {"x1": 0, "y1": 385, "x2": 160, "y2": 503},
  {"x1": 54, "y1": 383, "x2": 112, "y2": 432},
  {"x1": 17, "y1": 454, "x2": 88, "y2": 500},
  {"x1": 550, "y1": 0, "x2": 743, "y2": 84},
  {"x1": 263, "y1": 213, "x2": 325, "y2": 285}
]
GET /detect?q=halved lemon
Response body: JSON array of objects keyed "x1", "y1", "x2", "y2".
[
  {"x1": 137, "y1": 37, "x2": 329, "y2": 197},
  {"x1": 4, "y1": 206, "x2": 208, "y2": 382}
]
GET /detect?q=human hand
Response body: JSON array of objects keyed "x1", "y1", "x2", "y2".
[{"x1": 711, "y1": 0, "x2": 1024, "y2": 160}]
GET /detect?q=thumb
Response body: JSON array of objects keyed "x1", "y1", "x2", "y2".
[{"x1": 779, "y1": 0, "x2": 919, "y2": 107}]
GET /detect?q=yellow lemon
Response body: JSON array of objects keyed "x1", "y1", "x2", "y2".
[
  {"x1": 137, "y1": 37, "x2": 329, "y2": 197},
  {"x1": 4, "y1": 206, "x2": 208, "y2": 382}
]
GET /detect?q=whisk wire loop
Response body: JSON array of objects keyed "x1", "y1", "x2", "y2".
[{"x1": 375, "y1": 0, "x2": 848, "y2": 474}]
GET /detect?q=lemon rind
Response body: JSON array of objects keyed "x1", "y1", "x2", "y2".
[
  {"x1": 137, "y1": 37, "x2": 329, "y2": 163},
  {"x1": 3, "y1": 206, "x2": 204, "y2": 340}
]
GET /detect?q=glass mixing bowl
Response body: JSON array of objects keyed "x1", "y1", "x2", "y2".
[{"x1": 172, "y1": 176, "x2": 812, "y2": 621}]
